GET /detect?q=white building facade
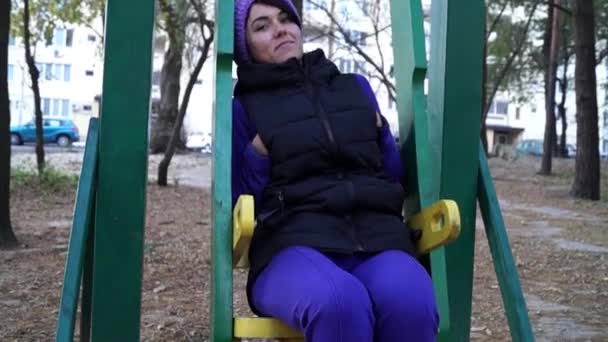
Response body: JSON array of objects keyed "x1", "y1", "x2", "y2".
[
  {"x1": 7, "y1": 23, "x2": 105, "y2": 134},
  {"x1": 7, "y1": 2, "x2": 606, "y2": 157}
]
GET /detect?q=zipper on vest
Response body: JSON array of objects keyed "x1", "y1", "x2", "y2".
[
  {"x1": 345, "y1": 214, "x2": 365, "y2": 252},
  {"x1": 277, "y1": 190, "x2": 285, "y2": 215},
  {"x1": 306, "y1": 82, "x2": 336, "y2": 146}
]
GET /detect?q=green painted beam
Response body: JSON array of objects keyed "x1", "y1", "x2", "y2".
[
  {"x1": 55, "y1": 118, "x2": 98, "y2": 342},
  {"x1": 427, "y1": 1, "x2": 485, "y2": 341},
  {"x1": 478, "y1": 148, "x2": 534, "y2": 341},
  {"x1": 211, "y1": 1, "x2": 234, "y2": 341},
  {"x1": 80, "y1": 210, "x2": 95, "y2": 342},
  {"x1": 390, "y1": 0, "x2": 451, "y2": 334},
  {"x1": 91, "y1": 0, "x2": 156, "y2": 340}
]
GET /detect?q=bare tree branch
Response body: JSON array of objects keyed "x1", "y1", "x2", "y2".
[
  {"x1": 487, "y1": 2, "x2": 509, "y2": 40},
  {"x1": 485, "y1": 0, "x2": 541, "y2": 117},
  {"x1": 309, "y1": 0, "x2": 395, "y2": 105}
]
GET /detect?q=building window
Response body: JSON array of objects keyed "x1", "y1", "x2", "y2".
[
  {"x1": 9, "y1": 35, "x2": 15, "y2": 45},
  {"x1": 51, "y1": 28, "x2": 74, "y2": 47},
  {"x1": 338, "y1": 58, "x2": 353, "y2": 73},
  {"x1": 53, "y1": 29, "x2": 65, "y2": 46},
  {"x1": 42, "y1": 98, "x2": 70, "y2": 116},
  {"x1": 305, "y1": 0, "x2": 326, "y2": 12},
  {"x1": 345, "y1": 29, "x2": 366, "y2": 46},
  {"x1": 42, "y1": 98, "x2": 51, "y2": 115},
  {"x1": 495, "y1": 101, "x2": 508, "y2": 115},
  {"x1": 87, "y1": 34, "x2": 96, "y2": 42},
  {"x1": 354, "y1": 61, "x2": 366, "y2": 75},
  {"x1": 515, "y1": 107, "x2": 521, "y2": 120},
  {"x1": 52, "y1": 99, "x2": 60, "y2": 116},
  {"x1": 7, "y1": 64, "x2": 14, "y2": 81},
  {"x1": 355, "y1": 0, "x2": 372, "y2": 15},
  {"x1": 63, "y1": 64, "x2": 71, "y2": 82},
  {"x1": 37, "y1": 63, "x2": 72, "y2": 81},
  {"x1": 66, "y1": 29, "x2": 74, "y2": 47},
  {"x1": 54, "y1": 64, "x2": 62, "y2": 80},
  {"x1": 85, "y1": 70, "x2": 94, "y2": 76},
  {"x1": 489, "y1": 100, "x2": 509, "y2": 115},
  {"x1": 61, "y1": 99, "x2": 70, "y2": 116},
  {"x1": 45, "y1": 63, "x2": 53, "y2": 80},
  {"x1": 83, "y1": 104, "x2": 93, "y2": 111}
]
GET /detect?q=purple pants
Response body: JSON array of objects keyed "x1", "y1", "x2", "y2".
[{"x1": 251, "y1": 246, "x2": 439, "y2": 341}]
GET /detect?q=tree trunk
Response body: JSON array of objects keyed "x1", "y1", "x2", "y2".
[
  {"x1": 557, "y1": 53, "x2": 570, "y2": 158},
  {"x1": 0, "y1": 0, "x2": 19, "y2": 248},
  {"x1": 159, "y1": 38, "x2": 213, "y2": 186},
  {"x1": 149, "y1": 34, "x2": 184, "y2": 154},
  {"x1": 23, "y1": 0, "x2": 45, "y2": 174},
  {"x1": 540, "y1": 1, "x2": 561, "y2": 175},
  {"x1": 571, "y1": 0, "x2": 600, "y2": 200}
]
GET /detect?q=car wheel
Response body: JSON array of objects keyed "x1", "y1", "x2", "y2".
[
  {"x1": 56, "y1": 135, "x2": 71, "y2": 147},
  {"x1": 10, "y1": 133, "x2": 22, "y2": 145}
]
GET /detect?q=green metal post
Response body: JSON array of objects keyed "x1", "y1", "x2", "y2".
[
  {"x1": 55, "y1": 119, "x2": 99, "y2": 342},
  {"x1": 478, "y1": 148, "x2": 535, "y2": 341},
  {"x1": 427, "y1": 1, "x2": 485, "y2": 341},
  {"x1": 211, "y1": 0, "x2": 234, "y2": 341},
  {"x1": 91, "y1": 0, "x2": 156, "y2": 340},
  {"x1": 80, "y1": 210, "x2": 94, "y2": 342},
  {"x1": 390, "y1": 0, "x2": 451, "y2": 334}
]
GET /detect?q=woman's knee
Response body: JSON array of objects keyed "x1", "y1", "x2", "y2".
[
  {"x1": 354, "y1": 251, "x2": 439, "y2": 329},
  {"x1": 304, "y1": 272, "x2": 374, "y2": 328}
]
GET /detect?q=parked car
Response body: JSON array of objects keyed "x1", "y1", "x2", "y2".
[
  {"x1": 515, "y1": 139, "x2": 543, "y2": 157},
  {"x1": 10, "y1": 117, "x2": 80, "y2": 147},
  {"x1": 186, "y1": 132, "x2": 212, "y2": 153},
  {"x1": 566, "y1": 144, "x2": 577, "y2": 158}
]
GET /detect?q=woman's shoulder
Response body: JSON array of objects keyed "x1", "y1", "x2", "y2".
[
  {"x1": 352, "y1": 73, "x2": 371, "y2": 89},
  {"x1": 350, "y1": 74, "x2": 376, "y2": 102}
]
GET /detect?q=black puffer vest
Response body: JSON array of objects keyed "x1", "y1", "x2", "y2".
[{"x1": 235, "y1": 50, "x2": 415, "y2": 304}]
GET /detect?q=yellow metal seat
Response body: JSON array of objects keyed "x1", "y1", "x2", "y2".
[{"x1": 231, "y1": 194, "x2": 461, "y2": 340}]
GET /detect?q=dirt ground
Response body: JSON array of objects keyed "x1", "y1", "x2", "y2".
[{"x1": 1, "y1": 153, "x2": 607, "y2": 341}]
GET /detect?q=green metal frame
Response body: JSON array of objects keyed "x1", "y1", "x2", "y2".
[
  {"x1": 211, "y1": 0, "x2": 235, "y2": 341},
  {"x1": 427, "y1": 1, "x2": 485, "y2": 341},
  {"x1": 56, "y1": 118, "x2": 99, "y2": 342},
  {"x1": 478, "y1": 148, "x2": 535, "y2": 341},
  {"x1": 390, "y1": 0, "x2": 452, "y2": 334},
  {"x1": 90, "y1": 0, "x2": 156, "y2": 340},
  {"x1": 53, "y1": 1, "x2": 534, "y2": 341}
]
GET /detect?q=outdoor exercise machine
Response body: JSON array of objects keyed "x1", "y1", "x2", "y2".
[{"x1": 55, "y1": 0, "x2": 534, "y2": 341}]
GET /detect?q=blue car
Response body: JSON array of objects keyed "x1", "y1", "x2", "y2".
[
  {"x1": 515, "y1": 139, "x2": 543, "y2": 157},
  {"x1": 10, "y1": 117, "x2": 80, "y2": 147}
]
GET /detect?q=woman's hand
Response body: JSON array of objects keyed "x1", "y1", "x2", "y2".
[{"x1": 252, "y1": 134, "x2": 269, "y2": 156}]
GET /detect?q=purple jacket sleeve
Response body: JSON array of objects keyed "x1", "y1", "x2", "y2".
[
  {"x1": 232, "y1": 98, "x2": 271, "y2": 207},
  {"x1": 354, "y1": 74, "x2": 405, "y2": 184}
]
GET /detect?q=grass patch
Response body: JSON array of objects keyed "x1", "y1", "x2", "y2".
[
  {"x1": 11, "y1": 165, "x2": 78, "y2": 194},
  {"x1": 555, "y1": 169, "x2": 576, "y2": 180}
]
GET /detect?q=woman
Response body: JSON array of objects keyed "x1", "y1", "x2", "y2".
[{"x1": 231, "y1": 0, "x2": 438, "y2": 340}]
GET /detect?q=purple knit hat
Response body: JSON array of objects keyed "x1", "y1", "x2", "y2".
[{"x1": 234, "y1": 0, "x2": 302, "y2": 65}]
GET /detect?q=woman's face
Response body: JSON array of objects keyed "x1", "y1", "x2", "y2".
[{"x1": 246, "y1": 3, "x2": 303, "y2": 64}]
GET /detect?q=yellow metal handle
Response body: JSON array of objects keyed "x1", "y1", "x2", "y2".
[
  {"x1": 233, "y1": 195, "x2": 255, "y2": 267},
  {"x1": 408, "y1": 199, "x2": 461, "y2": 256}
]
